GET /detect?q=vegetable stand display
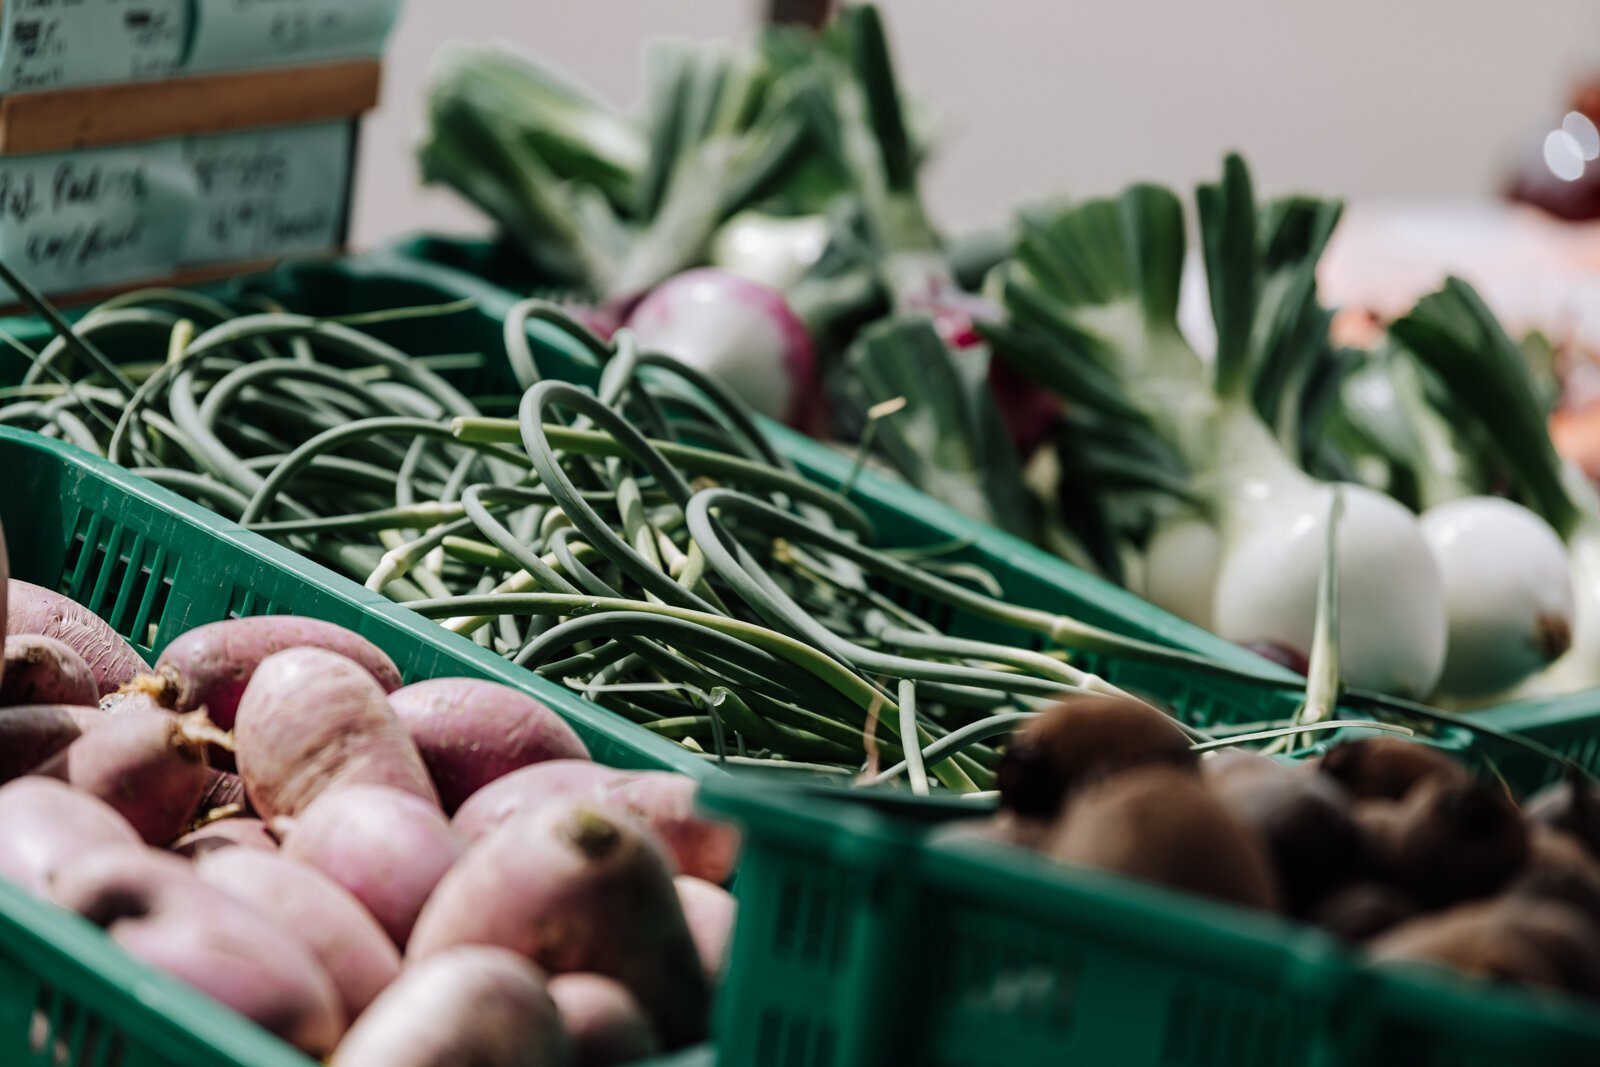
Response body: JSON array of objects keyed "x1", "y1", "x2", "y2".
[
  {"x1": 385, "y1": 234, "x2": 1600, "y2": 789},
  {"x1": 699, "y1": 773, "x2": 1600, "y2": 1067},
  {"x1": 0, "y1": 247, "x2": 1372, "y2": 787},
  {"x1": 0, "y1": 425, "x2": 711, "y2": 1066}
]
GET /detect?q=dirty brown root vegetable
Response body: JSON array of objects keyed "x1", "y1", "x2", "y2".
[
  {"x1": 235, "y1": 647, "x2": 437, "y2": 821},
  {"x1": 674, "y1": 875, "x2": 736, "y2": 983},
  {"x1": 549, "y1": 973, "x2": 659, "y2": 1067},
  {"x1": 1, "y1": 636, "x2": 98, "y2": 708},
  {"x1": 7, "y1": 580, "x2": 148, "y2": 697},
  {"x1": 0, "y1": 705, "x2": 90, "y2": 784},
  {"x1": 1504, "y1": 826, "x2": 1600, "y2": 923},
  {"x1": 197, "y1": 849, "x2": 402, "y2": 1021},
  {"x1": 389, "y1": 677, "x2": 590, "y2": 814},
  {"x1": 1316, "y1": 737, "x2": 1472, "y2": 802},
  {"x1": 1356, "y1": 777, "x2": 1528, "y2": 905},
  {"x1": 148, "y1": 617, "x2": 403, "y2": 731},
  {"x1": 65, "y1": 708, "x2": 223, "y2": 845},
  {"x1": 1524, "y1": 776, "x2": 1600, "y2": 860},
  {"x1": 331, "y1": 946, "x2": 570, "y2": 1067},
  {"x1": 452, "y1": 760, "x2": 618, "y2": 841},
  {"x1": 1309, "y1": 882, "x2": 1419, "y2": 942},
  {"x1": 279, "y1": 784, "x2": 464, "y2": 949},
  {"x1": 997, "y1": 695, "x2": 1196, "y2": 819},
  {"x1": 1204, "y1": 753, "x2": 1363, "y2": 913},
  {"x1": 1370, "y1": 900, "x2": 1600, "y2": 999},
  {"x1": 1047, "y1": 766, "x2": 1283, "y2": 912},
  {"x1": 172, "y1": 817, "x2": 278, "y2": 858},
  {"x1": 52, "y1": 846, "x2": 346, "y2": 1055},
  {"x1": 409, "y1": 801, "x2": 710, "y2": 1050}
]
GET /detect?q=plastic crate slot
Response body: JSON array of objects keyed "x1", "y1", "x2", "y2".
[
  {"x1": 938, "y1": 913, "x2": 1079, "y2": 1041},
  {"x1": 27, "y1": 986, "x2": 121, "y2": 1067},
  {"x1": 769, "y1": 865, "x2": 850, "y2": 972},
  {"x1": 755, "y1": 1006, "x2": 836, "y2": 1067},
  {"x1": 1158, "y1": 984, "x2": 1289, "y2": 1067},
  {"x1": 59, "y1": 512, "x2": 108, "y2": 605}
]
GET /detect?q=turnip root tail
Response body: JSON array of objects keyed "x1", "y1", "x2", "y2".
[
  {"x1": 177, "y1": 710, "x2": 234, "y2": 753},
  {"x1": 121, "y1": 666, "x2": 183, "y2": 709}
]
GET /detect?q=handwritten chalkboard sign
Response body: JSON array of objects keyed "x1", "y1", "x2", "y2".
[
  {"x1": 0, "y1": 119, "x2": 353, "y2": 298},
  {"x1": 1, "y1": 0, "x2": 187, "y2": 92},
  {"x1": 183, "y1": 120, "x2": 350, "y2": 264},
  {"x1": 0, "y1": 0, "x2": 403, "y2": 92},
  {"x1": 0, "y1": 138, "x2": 194, "y2": 295},
  {"x1": 187, "y1": 0, "x2": 403, "y2": 74}
]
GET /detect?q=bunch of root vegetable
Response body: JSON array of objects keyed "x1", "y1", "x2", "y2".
[
  {"x1": 953, "y1": 694, "x2": 1600, "y2": 1005},
  {"x1": 0, "y1": 543, "x2": 735, "y2": 1066}
]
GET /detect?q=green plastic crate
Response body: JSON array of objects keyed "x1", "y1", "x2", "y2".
[
  {"x1": 697, "y1": 773, "x2": 1600, "y2": 1067},
  {"x1": 0, "y1": 425, "x2": 711, "y2": 1067}
]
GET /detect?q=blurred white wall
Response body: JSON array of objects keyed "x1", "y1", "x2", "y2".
[{"x1": 352, "y1": 0, "x2": 1600, "y2": 247}]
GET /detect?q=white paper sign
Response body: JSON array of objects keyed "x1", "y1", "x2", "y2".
[
  {"x1": 185, "y1": 0, "x2": 402, "y2": 74},
  {"x1": 0, "y1": 0, "x2": 186, "y2": 92},
  {"x1": 0, "y1": 139, "x2": 194, "y2": 297},
  {"x1": 182, "y1": 121, "x2": 351, "y2": 265}
]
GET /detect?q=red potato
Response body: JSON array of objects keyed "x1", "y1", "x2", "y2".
[
  {"x1": 235, "y1": 648, "x2": 436, "y2": 821},
  {"x1": 389, "y1": 678, "x2": 590, "y2": 814},
  {"x1": 7, "y1": 580, "x2": 148, "y2": 697},
  {"x1": 147, "y1": 617, "x2": 402, "y2": 730},
  {"x1": 409, "y1": 801, "x2": 711, "y2": 1050},
  {"x1": 1, "y1": 635, "x2": 97, "y2": 707},
  {"x1": 53, "y1": 846, "x2": 345, "y2": 1056},
  {"x1": 65, "y1": 709, "x2": 223, "y2": 845},
  {"x1": 197, "y1": 849, "x2": 402, "y2": 1021},
  {"x1": 0, "y1": 777, "x2": 139, "y2": 893},
  {"x1": 674, "y1": 875, "x2": 736, "y2": 983},
  {"x1": 279, "y1": 784, "x2": 464, "y2": 949},
  {"x1": 453, "y1": 760, "x2": 620, "y2": 841},
  {"x1": 0, "y1": 705, "x2": 90, "y2": 784},
  {"x1": 330, "y1": 946, "x2": 569, "y2": 1067},
  {"x1": 172, "y1": 817, "x2": 278, "y2": 858},
  {"x1": 600, "y1": 773, "x2": 739, "y2": 884},
  {"x1": 548, "y1": 973, "x2": 659, "y2": 1067}
]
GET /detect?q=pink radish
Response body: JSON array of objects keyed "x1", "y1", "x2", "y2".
[
  {"x1": 0, "y1": 777, "x2": 139, "y2": 893},
  {"x1": 147, "y1": 616, "x2": 402, "y2": 730},
  {"x1": 409, "y1": 800, "x2": 710, "y2": 1049},
  {"x1": 599, "y1": 772, "x2": 739, "y2": 884},
  {"x1": 548, "y1": 973, "x2": 659, "y2": 1067},
  {"x1": 1, "y1": 635, "x2": 97, "y2": 707},
  {"x1": 330, "y1": 946, "x2": 568, "y2": 1067},
  {"x1": 452, "y1": 759, "x2": 619, "y2": 841},
  {"x1": 389, "y1": 677, "x2": 590, "y2": 814},
  {"x1": 53, "y1": 846, "x2": 345, "y2": 1056},
  {"x1": 197, "y1": 848, "x2": 402, "y2": 1021},
  {"x1": 674, "y1": 875, "x2": 736, "y2": 983},
  {"x1": 64, "y1": 708, "x2": 224, "y2": 845},
  {"x1": 279, "y1": 783, "x2": 464, "y2": 948},
  {"x1": 235, "y1": 647, "x2": 436, "y2": 821},
  {"x1": 7, "y1": 580, "x2": 148, "y2": 696}
]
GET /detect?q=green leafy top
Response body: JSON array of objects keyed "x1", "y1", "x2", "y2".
[{"x1": 1389, "y1": 277, "x2": 1582, "y2": 538}]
